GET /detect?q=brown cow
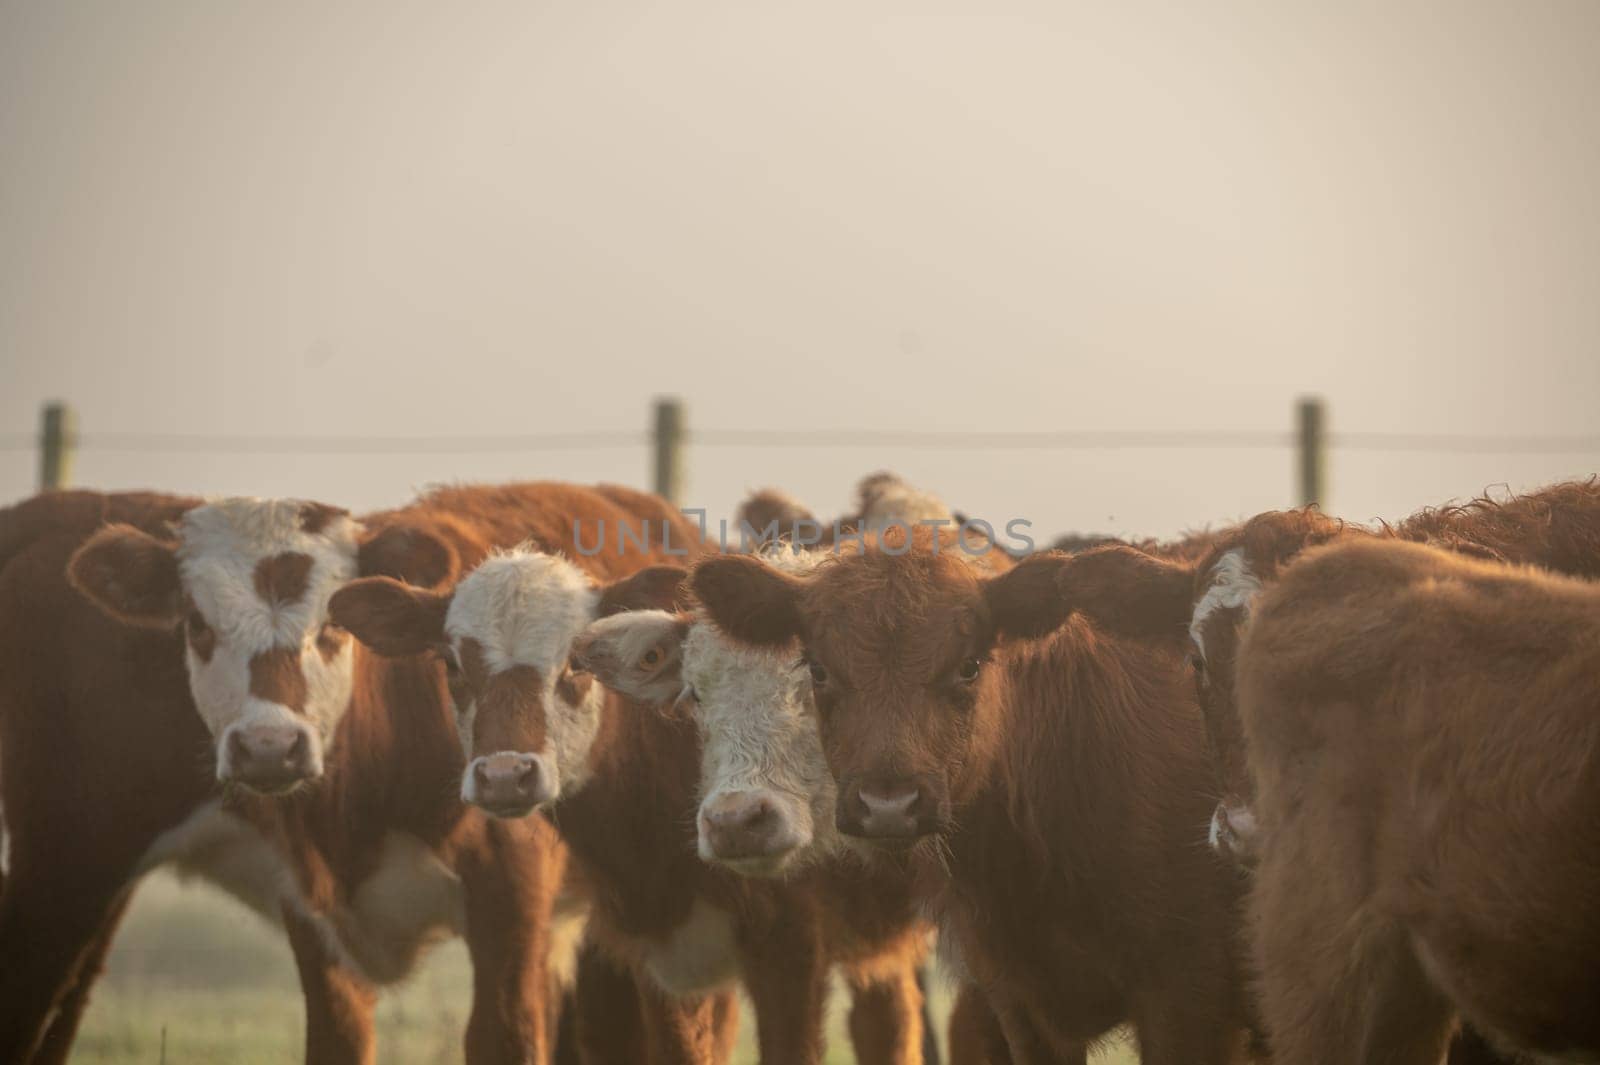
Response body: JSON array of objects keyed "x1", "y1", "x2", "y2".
[
  {"x1": 1028, "y1": 478, "x2": 1600, "y2": 866},
  {"x1": 1238, "y1": 538, "x2": 1600, "y2": 1062},
  {"x1": 19, "y1": 482, "x2": 683, "y2": 1064},
  {"x1": 331, "y1": 539, "x2": 934, "y2": 1065},
  {"x1": 0, "y1": 491, "x2": 213, "y2": 1064},
  {"x1": 691, "y1": 526, "x2": 1252, "y2": 1064}
]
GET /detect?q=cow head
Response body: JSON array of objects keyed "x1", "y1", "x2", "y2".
[
  {"x1": 69, "y1": 500, "x2": 454, "y2": 793},
  {"x1": 691, "y1": 530, "x2": 1056, "y2": 854},
  {"x1": 574, "y1": 555, "x2": 834, "y2": 877},
  {"x1": 331, "y1": 548, "x2": 683, "y2": 818},
  {"x1": 1037, "y1": 511, "x2": 1348, "y2": 865}
]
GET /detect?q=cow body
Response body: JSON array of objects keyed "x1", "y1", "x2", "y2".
[
  {"x1": 691, "y1": 529, "x2": 1252, "y2": 1064},
  {"x1": 1239, "y1": 539, "x2": 1600, "y2": 1062}
]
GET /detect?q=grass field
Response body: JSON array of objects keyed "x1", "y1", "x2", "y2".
[{"x1": 69, "y1": 871, "x2": 1138, "y2": 1064}]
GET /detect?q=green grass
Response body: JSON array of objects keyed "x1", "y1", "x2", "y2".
[{"x1": 70, "y1": 872, "x2": 1138, "y2": 1063}]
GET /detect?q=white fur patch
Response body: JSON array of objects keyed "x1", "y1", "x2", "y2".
[
  {"x1": 445, "y1": 548, "x2": 606, "y2": 801},
  {"x1": 175, "y1": 499, "x2": 362, "y2": 767},
  {"x1": 1189, "y1": 549, "x2": 1262, "y2": 659},
  {"x1": 681, "y1": 619, "x2": 836, "y2": 868},
  {"x1": 137, "y1": 802, "x2": 463, "y2": 986},
  {"x1": 137, "y1": 800, "x2": 303, "y2": 924},
  {"x1": 640, "y1": 897, "x2": 741, "y2": 995},
  {"x1": 341, "y1": 832, "x2": 465, "y2": 983}
]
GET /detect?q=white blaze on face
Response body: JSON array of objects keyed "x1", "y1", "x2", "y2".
[
  {"x1": 1188, "y1": 548, "x2": 1262, "y2": 661},
  {"x1": 175, "y1": 500, "x2": 361, "y2": 783},
  {"x1": 443, "y1": 549, "x2": 604, "y2": 808}
]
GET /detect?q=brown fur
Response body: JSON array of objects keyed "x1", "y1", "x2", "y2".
[
  {"x1": 248, "y1": 646, "x2": 310, "y2": 713},
  {"x1": 4, "y1": 484, "x2": 689, "y2": 1063},
  {"x1": 0, "y1": 491, "x2": 207, "y2": 1063},
  {"x1": 1238, "y1": 539, "x2": 1600, "y2": 1062},
  {"x1": 253, "y1": 551, "x2": 315, "y2": 607},
  {"x1": 1027, "y1": 481, "x2": 1600, "y2": 822},
  {"x1": 692, "y1": 527, "x2": 1251, "y2": 1063}
]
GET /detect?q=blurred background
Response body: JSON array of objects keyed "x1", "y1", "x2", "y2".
[{"x1": 3, "y1": 1, "x2": 1597, "y2": 1061}]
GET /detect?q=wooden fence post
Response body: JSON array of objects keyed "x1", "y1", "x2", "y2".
[
  {"x1": 1297, "y1": 396, "x2": 1325, "y2": 509},
  {"x1": 39, "y1": 401, "x2": 76, "y2": 492},
  {"x1": 653, "y1": 397, "x2": 685, "y2": 505}
]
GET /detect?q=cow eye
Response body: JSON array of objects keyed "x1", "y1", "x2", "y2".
[
  {"x1": 187, "y1": 610, "x2": 210, "y2": 635},
  {"x1": 807, "y1": 660, "x2": 828, "y2": 686},
  {"x1": 1187, "y1": 651, "x2": 1206, "y2": 676},
  {"x1": 641, "y1": 647, "x2": 663, "y2": 668},
  {"x1": 956, "y1": 657, "x2": 982, "y2": 683}
]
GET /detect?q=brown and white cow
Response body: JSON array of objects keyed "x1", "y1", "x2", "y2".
[
  {"x1": 15, "y1": 482, "x2": 684, "y2": 1063},
  {"x1": 1237, "y1": 538, "x2": 1600, "y2": 1063},
  {"x1": 691, "y1": 526, "x2": 1253, "y2": 1064},
  {"x1": 571, "y1": 549, "x2": 949, "y2": 1065},
  {"x1": 331, "y1": 539, "x2": 934, "y2": 1065}
]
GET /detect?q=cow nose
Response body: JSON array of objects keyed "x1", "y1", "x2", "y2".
[
  {"x1": 854, "y1": 784, "x2": 922, "y2": 840},
  {"x1": 225, "y1": 724, "x2": 318, "y2": 793},
  {"x1": 469, "y1": 753, "x2": 553, "y2": 816},
  {"x1": 699, "y1": 792, "x2": 789, "y2": 862},
  {"x1": 1208, "y1": 800, "x2": 1260, "y2": 866}
]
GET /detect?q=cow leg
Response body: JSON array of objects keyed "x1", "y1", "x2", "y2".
[
  {"x1": 740, "y1": 914, "x2": 828, "y2": 1065},
  {"x1": 843, "y1": 961, "x2": 924, "y2": 1065},
  {"x1": 986, "y1": 989, "x2": 1082, "y2": 1065},
  {"x1": 570, "y1": 945, "x2": 648, "y2": 1064},
  {"x1": 0, "y1": 862, "x2": 130, "y2": 1063},
  {"x1": 947, "y1": 984, "x2": 1012, "y2": 1065},
  {"x1": 282, "y1": 903, "x2": 378, "y2": 1065},
  {"x1": 29, "y1": 890, "x2": 134, "y2": 1065},
  {"x1": 636, "y1": 984, "x2": 737, "y2": 1065},
  {"x1": 458, "y1": 825, "x2": 563, "y2": 1065}
]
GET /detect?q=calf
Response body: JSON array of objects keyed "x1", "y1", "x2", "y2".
[
  {"x1": 41, "y1": 482, "x2": 682, "y2": 1063},
  {"x1": 571, "y1": 550, "x2": 944, "y2": 1065},
  {"x1": 1238, "y1": 538, "x2": 1600, "y2": 1062},
  {"x1": 331, "y1": 542, "x2": 934, "y2": 1065},
  {"x1": 691, "y1": 527, "x2": 1252, "y2": 1064}
]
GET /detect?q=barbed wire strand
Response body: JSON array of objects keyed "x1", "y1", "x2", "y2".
[{"x1": 0, "y1": 430, "x2": 1597, "y2": 454}]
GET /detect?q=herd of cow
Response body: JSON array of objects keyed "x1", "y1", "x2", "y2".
[{"x1": 0, "y1": 471, "x2": 1595, "y2": 1065}]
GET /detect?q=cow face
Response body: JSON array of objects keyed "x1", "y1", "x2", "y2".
[
  {"x1": 69, "y1": 500, "x2": 454, "y2": 793},
  {"x1": 1188, "y1": 548, "x2": 1262, "y2": 861},
  {"x1": 574, "y1": 596, "x2": 834, "y2": 877},
  {"x1": 333, "y1": 549, "x2": 633, "y2": 819},
  {"x1": 693, "y1": 537, "x2": 1040, "y2": 854}
]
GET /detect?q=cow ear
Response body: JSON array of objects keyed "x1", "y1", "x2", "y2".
[
  {"x1": 571, "y1": 610, "x2": 690, "y2": 704},
  {"x1": 690, "y1": 555, "x2": 805, "y2": 648},
  {"x1": 358, "y1": 525, "x2": 457, "y2": 590},
  {"x1": 1054, "y1": 545, "x2": 1195, "y2": 641},
  {"x1": 68, "y1": 524, "x2": 183, "y2": 628},
  {"x1": 329, "y1": 576, "x2": 451, "y2": 657},
  {"x1": 596, "y1": 566, "x2": 689, "y2": 618},
  {"x1": 982, "y1": 552, "x2": 1077, "y2": 639}
]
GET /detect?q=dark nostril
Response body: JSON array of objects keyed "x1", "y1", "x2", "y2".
[
  {"x1": 741, "y1": 799, "x2": 774, "y2": 829},
  {"x1": 516, "y1": 761, "x2": 539, "y2": 796},
  {"x1": 473, "y1": 761, "x2": 491, "y2": 786},
  {"x1": 228, "y1": 731, "x2": 250, "y2": 763},
  {"x1": 286, "y1": 731, "x2": 308, "y2": 765}
]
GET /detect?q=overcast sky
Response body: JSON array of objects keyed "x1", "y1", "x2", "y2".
[{"x1": 3, "y1": 1, "x2": 1597, "y2": 540}]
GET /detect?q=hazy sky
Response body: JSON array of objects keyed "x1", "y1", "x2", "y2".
[{"x1": 4, "y1": 1, "x2": 1597, "y2": 539}]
